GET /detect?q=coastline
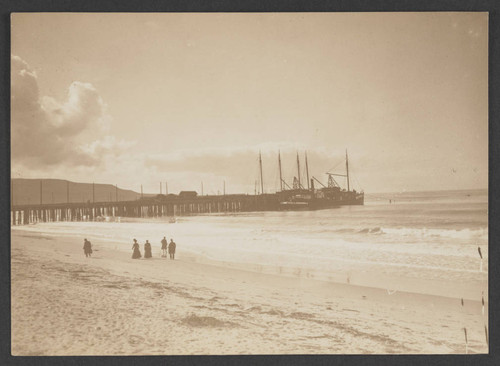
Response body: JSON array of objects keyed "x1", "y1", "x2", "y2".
[{"x1": 11, "y1": 229, "x2": 488, "y2": 355}]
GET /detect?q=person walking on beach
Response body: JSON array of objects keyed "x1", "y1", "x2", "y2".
[
  {"x1": 161, "y1": 236, "x2": 168, "y2": 258},
  {"x1": 132, "y1": 239, "x2": 141, "y2": 259},
  {"x1": 83, "y1": 238, "x2": 92, "y2": 258},
  {"x1": 144, "y1": 240, "x2": 152, "y2": 259},
  {"x1": 168, "y1": 238, "x2": 176, "y2": 260}
]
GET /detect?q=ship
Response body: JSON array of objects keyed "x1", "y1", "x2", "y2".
[
  {"x1": 257, "y1": 150, "x2": 364, "y2": 211},
  {"x1": 128, "y1": 150, "x2": 363, "y2": 214}
]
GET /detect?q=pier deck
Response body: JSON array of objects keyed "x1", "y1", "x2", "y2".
[{"x1": 10, "y1": 194, "x2": 281, "y2": 225}]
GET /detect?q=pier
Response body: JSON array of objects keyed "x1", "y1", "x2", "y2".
[
  {"x1": 10, "y1": 194, "x2": 281, "y2": 225},
  {"x1": 10, "y1": 150, "x2": 364, "y2": 225}
]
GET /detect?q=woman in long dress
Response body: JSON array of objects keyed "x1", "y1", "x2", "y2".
[
  {"x1": 132, "y1": 239, "x2": 141, "y2": 259},
  {"x1": 144, "y1": 240, "x2": 152, "y2": 258}
]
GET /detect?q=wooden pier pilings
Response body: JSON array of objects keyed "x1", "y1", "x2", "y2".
[{"x1": 10, "y1": 194, "x2": 280, "y2": 225}]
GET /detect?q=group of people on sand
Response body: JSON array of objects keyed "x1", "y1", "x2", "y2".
[
  {"x1": 132, "y1": 236, "x2": 176, "y2": 260},
  {"x1": 82, "y1": 236, "x2": 176, "y2": 260}
]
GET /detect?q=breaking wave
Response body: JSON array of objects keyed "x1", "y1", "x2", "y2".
[
  {"x1": 330, "y1": 226, "x2": 486, "y2": 241},
  {"x1": 376, "y1": 227, "x2": 487, "y2": 240}
]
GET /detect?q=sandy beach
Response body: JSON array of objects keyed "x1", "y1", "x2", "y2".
[{"x1": 11, "y1": 229, "x2": 488, "y2": 355}]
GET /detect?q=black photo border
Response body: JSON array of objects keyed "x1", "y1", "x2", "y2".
[{"x1": 1, "y1": 1, "x2": 498, "y2": 366}]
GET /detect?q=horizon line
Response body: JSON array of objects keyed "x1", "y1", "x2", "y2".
[{"x1": 11, "y1": 177, "x2": 488, "y2": 196}]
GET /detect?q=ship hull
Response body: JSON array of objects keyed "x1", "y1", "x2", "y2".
[{"x1": 277, "y1": 191, "x2": 363, "y2": 211}]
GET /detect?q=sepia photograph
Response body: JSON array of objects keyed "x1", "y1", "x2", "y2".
[{"x1": 10, "y1": 12, "x2": 488, "y2": 355}]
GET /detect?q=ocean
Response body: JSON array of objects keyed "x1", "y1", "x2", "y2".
[{"x1": 12, "y1": 189, "x2": 488, "y2": 300}]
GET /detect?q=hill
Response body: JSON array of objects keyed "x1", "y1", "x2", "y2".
[{"x1": 11, "y1": 179, "x2": 143, "y2": 206}]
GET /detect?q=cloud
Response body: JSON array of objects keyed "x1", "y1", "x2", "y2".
[
  {"x1": 42, "y1": 81, "x2": 108, "y2": 136},
  {"x1": 11, "y1": 55, "x2": 124, "y2": 169}
]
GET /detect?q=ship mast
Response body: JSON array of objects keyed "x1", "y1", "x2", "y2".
[
  {"x1": 259, "y1": 151, "x2": 264, "y2": 194},
  {"x1": 305, "y1": 151, "x2": 310, "y2": 190},
  {"x1": 296, "y1": 152, "x2": 301, "y2": 189},
  {"x1": 278, "y1": 150, "x2": 283, "y2": 192},
  {"x1": 346, "y1": 149, "x2": 350, "y2": 192}
]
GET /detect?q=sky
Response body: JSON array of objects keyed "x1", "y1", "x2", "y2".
[{"x1": 11, "y1": 12, "x2": 488, "y2": 194}]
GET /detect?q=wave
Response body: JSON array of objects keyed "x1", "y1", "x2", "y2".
[
  {"x1": 380, "y1": 227, "x2": 487, "y2": 240},
  {"x1": 327, "y1": 226, "x2": 488, "y2": 241},
  {"x1": 357, "y1": 227, "x2": 382, "y2": 234}
]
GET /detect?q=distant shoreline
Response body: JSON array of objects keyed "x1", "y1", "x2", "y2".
[{"x1": 11, "y1": 177, "x2": 487, "y2": 197}]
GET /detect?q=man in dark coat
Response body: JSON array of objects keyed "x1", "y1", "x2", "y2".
[
  {"x1": 168, "y1": 239, "x2": 176, "y2": 260},
  {"x1": 83, "y1": 238, "x2": 92, "y2": 258}
]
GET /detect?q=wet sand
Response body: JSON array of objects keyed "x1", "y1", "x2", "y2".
[{"x1": 11, "y1": 231, "x2": 488, "y2": 355}]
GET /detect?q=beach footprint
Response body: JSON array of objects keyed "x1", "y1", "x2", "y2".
[{"x1": 128, "y1": 334, "x2": 145, "y2": 346}]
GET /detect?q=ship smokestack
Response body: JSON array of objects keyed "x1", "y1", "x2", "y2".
[{"x1": 310, "y1": 179, "x2": 314, "y2": 192}]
